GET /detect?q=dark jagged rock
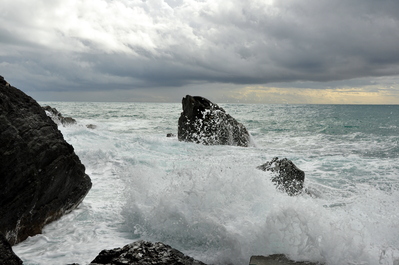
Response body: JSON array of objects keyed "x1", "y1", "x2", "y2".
[
  {"x1": 43, "y1": 105, "x2": 77, "y2": 126},
  {"x1": 0, "y1": 77, "x2": 92, "y2": 245},
  {"x1": 0, "y1": 75, "x2": 10, "y2": 87},
  {"x1": 257, "y1": 157, "x2": 305, "y2": 196},
  {"x1": 43, "y1": 105, "x2": 97, "y2": 129},
  {"x1": 167, "y1": 133, "x2": 176, "y2": 137},
  {"x1": 90, "y1": 240, "x2": 207, "y2": 265},
  {"x1": 0, "y1": 233, "x2": 23, "y2": 265},
  {"x1": 178, "y1": 95, "x2": 251, "y2": 147}
]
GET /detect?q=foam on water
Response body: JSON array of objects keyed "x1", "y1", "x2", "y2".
[{"x1": 12, "y1": 103, "x2": 399, "y2": 265}]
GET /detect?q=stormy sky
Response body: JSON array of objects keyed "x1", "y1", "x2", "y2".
[{"x1": 1, "y1": 0, "x2": 399, "y2": 103}]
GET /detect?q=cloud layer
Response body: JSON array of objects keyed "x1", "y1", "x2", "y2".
[{"x1": 1, "y1": 0, "x2": 399, "y2": 102}]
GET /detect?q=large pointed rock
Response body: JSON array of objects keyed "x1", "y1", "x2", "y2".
[
  {"x1": 0, "y1": 76, "x2": 92, "y2": 245},
  {"x1": 178, "y1": 95, "x2": 251, "y2": 147}
]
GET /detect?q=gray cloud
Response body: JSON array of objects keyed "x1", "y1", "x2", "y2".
[{"x1": 1, "y1": 0, "x2": 399, "y2": 101}]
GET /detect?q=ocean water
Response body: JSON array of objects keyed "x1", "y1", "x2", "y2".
[{"x1": 12, "y1": 102, "x2": 399, "y2": 265}]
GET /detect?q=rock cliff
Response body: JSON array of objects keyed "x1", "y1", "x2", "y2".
[
  {"x1": 0, "y1": 76, "x2": 92, "y2": 245},
  {"x1": 0, "y1": 233, "x2": 22, "y2": 265}
]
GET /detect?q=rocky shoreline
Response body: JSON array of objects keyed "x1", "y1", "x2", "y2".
[
  {"x1": 1, "y1": 76, "x2": 316, "y2": 264},
  {"x1": 0, "y1": 76, "x2": 91, "y2": 263}
]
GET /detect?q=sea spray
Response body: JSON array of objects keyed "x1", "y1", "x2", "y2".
[{"x1": 121, "y1": 149, "x2": 277, "y2": 264}]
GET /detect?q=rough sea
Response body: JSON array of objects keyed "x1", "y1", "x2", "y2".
[{"x1": 13, "y1": 102, "x2": 399, "y2": 265}]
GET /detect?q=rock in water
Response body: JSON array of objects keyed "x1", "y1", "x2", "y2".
[
  {"x1": 43, "y1": 105, "x2": 77, "y2": 126},
  {"x1": 86, "y1": 124, "x2": 97, "y2": 129},
  {"x1": 90, "y1": 240, "x2": 207, "y2": 265},
  {"x1": 0, "y1": 233, "x2": 22, "y2": 265},
  {"x1": 0, "y1": 77, "x2": 92, "y2": 245},
  {"x1": 257, "y1": 157, "x2": 305, "y2": 196},
  {"x1": 178, "y1": 95, "x2": 251, "y2": 146},
  {"x1": 250, "y1": 255, "x2": 323, "y2": 264}
]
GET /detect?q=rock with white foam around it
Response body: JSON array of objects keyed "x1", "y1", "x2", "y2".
[
  {"x1": 257, "y1": 157, "x2": 305, "y2": 196},
  {"x1": 178, "y1": 95, "x2": 251, "y2": 147},
  {"x1": 42, "y1": 105, "x2": 77, "y2": 126},
  {"x1": 90, "y1": 240, "x2": 207, "y2": 265}
]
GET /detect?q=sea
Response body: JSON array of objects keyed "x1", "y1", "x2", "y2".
[{"x1": 12, "y1": 102, "x2": 399, "y2": 265}]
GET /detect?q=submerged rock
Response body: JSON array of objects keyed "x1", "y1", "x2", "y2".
[
  {"x1": 250, "y1": 255, "x2": 323, "y2": 264},
  {"x1": 178, "y1": 95, "x2": 251, "y2": 147},
  {"x1": 0, "y1": 77, "x2": 92, "y2": 245},
  {"x1": 257, "y1": 157, "x2": 305, "y2": 196},
  {"x1": 90, "y1": 240, "x2": 207, "y2": 265},
  {"x1": 0, "y1": 233, "x2": 22, "y2": 265},
  {"x1": 43, "y1": 105, "x2": 77, "y2": 126},
  {"x1": 86, "y1": 124, "x2": 97, "y2": 129}
]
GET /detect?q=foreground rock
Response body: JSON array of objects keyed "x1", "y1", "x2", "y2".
[
  {"x1": 0, "y1": 77, "x2": 92, "y2": 245},
  {"x1": 43, "y1": 105, "x2": 77, "y2": 126},
  {"x1": 90, "y1": 240, "x2": 207, "y2": 265},
  {"x1": 257, "y1": 157, "x2": 305, "y2": 196},
  {"x1": 178, "y1": 95, "x2": 251, "y2": 147},
  {"x1": 0, "y1": 233, "x2": 22, "y2": 265}
]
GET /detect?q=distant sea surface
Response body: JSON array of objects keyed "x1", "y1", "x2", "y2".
[{"x1": 13, "y1": 103, "x2": 399, "y2": 265}]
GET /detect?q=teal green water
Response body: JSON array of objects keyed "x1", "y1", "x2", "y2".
[{"x1": 14, "y1": 103, "x2": 399, "y2": 265}]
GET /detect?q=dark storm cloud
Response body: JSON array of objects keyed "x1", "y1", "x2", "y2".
[{"x1": 1, "y1": 0, "x2": 399, "y2": 96}]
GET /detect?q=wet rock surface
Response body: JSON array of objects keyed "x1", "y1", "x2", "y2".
[
  {"x1": 257, "y1": 157, "x2": 305, "y2": 196},
  {"x1": 90, "y1": 240, "x2": 207, "y2": 265},
  {"x1": 178, "y1": 95, "x2": 251, "y2": 147},
  {"x1": 0, "y1": 77, "x2": 92, "y2": 245},
  {"x1": 0, "y1": 233, "x2": 22, "y2": 265}
]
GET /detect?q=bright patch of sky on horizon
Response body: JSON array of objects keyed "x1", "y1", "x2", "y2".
[{"x1": 1, "y1": 0, "x2": 399, "y2": 103}]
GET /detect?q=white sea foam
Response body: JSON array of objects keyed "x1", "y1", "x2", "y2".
[{"x1": 12, "y1": 103, "x2": 399, "y2": 265}]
